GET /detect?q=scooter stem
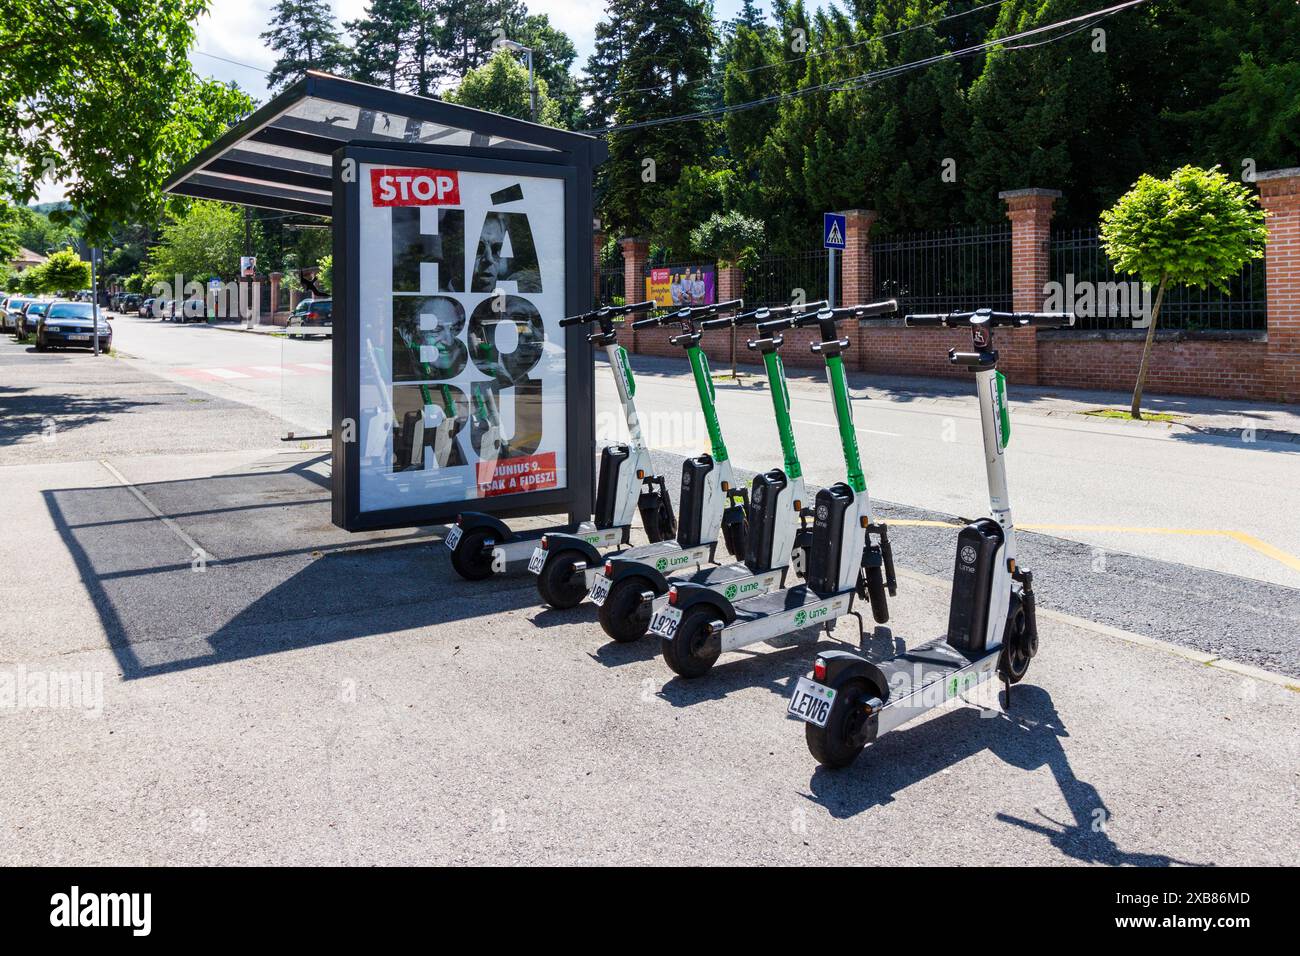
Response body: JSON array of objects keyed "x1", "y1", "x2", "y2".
[
  {"x1": 824, "y1": 353, "x2": 865, "y2": 494},
  {"x1": 761, "y1": 350, "x2": 801, "y2": 480},
  {"x1": 687, "y1": 346, "x2": 729, "y2": 463}
]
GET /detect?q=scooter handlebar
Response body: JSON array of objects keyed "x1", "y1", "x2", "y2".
[
  {"x1": 559, "y1": 300, "x2": 656, "y2": 327},
  {"x1": 633, "y1": 297, "x2": 744, "y2": 329},
  {"x1": 905, "y1": 309, "x2": 1075, "y2": 329},
  {"x1": 701, "y1": 300, "x2": 828, "y2": 331},
  {"x1": 790, "y1": 298, "x2": 899, "y2": 328}
]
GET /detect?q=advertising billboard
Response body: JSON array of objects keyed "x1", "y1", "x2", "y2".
[
  {"x1": 645, "y1": 266, "x2": 716, "y2": 308},
  {"x1": 333, "y1": 144, "x2": 595, "y2": 531}
]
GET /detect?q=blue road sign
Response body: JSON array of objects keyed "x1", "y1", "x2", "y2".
[{"x1": 823, "y1": 212, "x2": 846, "y2": 250}]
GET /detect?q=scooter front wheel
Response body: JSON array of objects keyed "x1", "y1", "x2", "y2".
[
  {"x1": 536, "y1": 550, "x2": 589, "y2": 609},
  {"x1": 661, "y1": 607, "x2": 722, "y2": 678},
  {"x1": 597, "y1": 576, "x2": 654, "y2": 642},
  {"x1": 865, "y1": 566, "x2": 889, "y2": 624},
  {"x1": 448, "y1": 528, "x2": 495, "y2": 580},
  {"x1": 998, "y1": 600, "x2": 1032, "y2": 685},
  {"x1": 805, "y1": 676, "x2": 873, "y2": 769}
]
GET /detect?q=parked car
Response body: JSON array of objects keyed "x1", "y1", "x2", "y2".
[
  {"x1": 179, "y1": 297, "x2": 209, "y2": 322},
  {"x1": 4, "y1": 296, "x2": 34, "y2": 332},
  {"x1": 122, "y1": 294, "x2": 142, "y2": 314},
  {"x1": 288, "y1": 298, "x2": 332, "y2": 338},
  {"x1": 140, "y1": 297, "x2": 156, "y2": 317},
  {"x1": 156, "y1": 298, "x2": 173, "y2": 319},
  {"x1": 35, "y1": 301, "x2": 112, "y2": 352},
  {"x1": 17, "y1": 299, "x2": 53, "y2": 337}
]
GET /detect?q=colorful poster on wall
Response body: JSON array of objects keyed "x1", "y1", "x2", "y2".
[
  {"x1": 354, "y1": 163, "x2": 567, "y2": 514},
  {"x1": 645, "y1": 266, "x2": 716, "y2": 308}
]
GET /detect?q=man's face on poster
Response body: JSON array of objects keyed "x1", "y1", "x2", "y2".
[{"x1": 474, "y1": 214, "x2": 508, "y2": 291}]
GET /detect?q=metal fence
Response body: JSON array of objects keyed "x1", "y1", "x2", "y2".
[
  {"x1": 871, "y1": 225, "x2": 1012, "y2": 315},
  {"x1": 1050, "y1": 227, "x2": 1266, "y2": 331},
  {"x1": 596, "y1": 267, "x2": 625, "y2": 308},
  {"x1": 743, "y1": 250, "x2": 831, "y2": 308}
]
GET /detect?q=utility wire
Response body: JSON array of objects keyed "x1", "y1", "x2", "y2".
[{"x1": 592, "y1": 0, "x2": 1150, "y2": 135}]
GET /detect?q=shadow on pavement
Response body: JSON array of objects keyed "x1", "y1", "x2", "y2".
[
  {"x1": 42, "y1": 455, "x2": 542, "y2": 680},
  {"x1": 805, "y1": 685, "x2": 1204, "y2": 866}
]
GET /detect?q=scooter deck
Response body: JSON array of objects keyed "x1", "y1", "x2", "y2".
[
  {"x1": 872, "y1": 637, "x2": 1000, "y2": 736},
  {"x1": 717, "y1": 585, "x2": 854, "y2": 653},
  {"x1": 614, "y1": 539, "x2": 715, "y2": 575},
  {"x1": 649, "y1": 562, "x2": 784, "y2": 613}
]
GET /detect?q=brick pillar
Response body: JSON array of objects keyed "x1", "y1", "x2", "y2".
[
  {"x1": 840, "y1": 209, "x2": 878, "y2": 306},
  {"x1": 268, "y1": 272, "x2": 282, "y2": 326},
  {"x1": 716, "y1": 263, "x2": 745, "y2": 368},
  {"x1": 621, "y1": 237, "x2": 649, "y2": 351},
  {"x1": 1257, "y1": 168, "x2": 1300, "y2": 404},
  {"x1": 999, "y1": 188, "x2": 1061, "y2": 385},
  {"x1": 592, "y1": 219, "x2": 604, "y2": 304},
  {"x1": 289, "y1": 287, "x2": 301, "y2": 310}
]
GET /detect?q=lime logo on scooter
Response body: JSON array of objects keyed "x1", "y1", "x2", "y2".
[
  {"x1": 992, "y1": 372, "x2": 1011, "y2": 451},
  {"x1": 725, "y1": 584, "x2": 739, "y2": 600},
  {"x1": 656, "y1": 557, "x2": 669, "y2": 572},
  {"x1": 615, "y1": 346, "x2": 635, "y2": 397},
  {"x1": 960, "y1": 544, "x2": 977, "y2": 565},
  {"x1": 794, "y1": 609, "x2": 807, "y2": 627}
]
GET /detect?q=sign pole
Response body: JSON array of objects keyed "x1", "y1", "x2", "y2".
[
  {"x1": 90, "y1": 247, "x2": 100, "y2": 356},
  {"x1": 828, "y1": 247, "x2": 837, "y2": 309}
]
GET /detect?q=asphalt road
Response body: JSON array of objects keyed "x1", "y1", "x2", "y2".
[{"x1": 1, "y1": 331, "x2": 1297, "y2": 865}]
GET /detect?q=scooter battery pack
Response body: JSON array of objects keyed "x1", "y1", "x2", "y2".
[
  {"x1": 676, "y1": 454, "x2": 715, "y2": 548},
  {"x1": 594, "y1": 444, "x2": 631, "y2": 528},
  {"x1": 947, "y1": 518, "x2": 1003, "y2": 652},
  {"x1": 806, "y1": 483, "x2": 853, "y2": 594},
  {"x1": 744, "y1": 469, "x2": 787, "y2": 572}
]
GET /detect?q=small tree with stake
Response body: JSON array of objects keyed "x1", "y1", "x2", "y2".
[{"x1": 1100, "y1": 165, "x2": 1268, "y2": 419}]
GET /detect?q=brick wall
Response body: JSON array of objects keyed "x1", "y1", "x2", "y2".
[
  {"x1": 1259, "y1": 168, "x2": 1300, "y2": 403},
  {"x1": 1038, "y1": 331, "x2": 1270, "y2": 401}
]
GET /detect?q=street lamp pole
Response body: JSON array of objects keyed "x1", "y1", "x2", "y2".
[
  {"x1": 498, "y1": 39, "x2": 536, "y2": 122},
  {"x1": 90, "y1": 247, "x2": 100, "y2": 356}
]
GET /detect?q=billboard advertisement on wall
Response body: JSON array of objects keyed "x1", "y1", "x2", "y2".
[
  {"x1": 333, "y1": 144, "x2": 595, "y2": 531},
  {"x1": 645, "y1": 266, "x2": 715, "y2": 308}
]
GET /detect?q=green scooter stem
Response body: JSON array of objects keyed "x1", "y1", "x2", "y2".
[
  {"x1": 687, "y1": 345, "x2": 729, "y2": 463},
  {"x1": 761, "y1": 350, "x2": 801, "y2": 480},
  {"x1": 825, "y1": 354, "x2": 866, "y2": 494}
]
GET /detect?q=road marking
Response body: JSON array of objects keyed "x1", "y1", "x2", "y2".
[
  {"x1": 98, "y1": 460, "x2": 216, "y2": 565},
  {"x1": 253, "y1": 365, "x2": 297, "y2": 375},
  {"x1": 299, "y1": 362, "x2": 332, "y2": 371},
  {"x1": 886, "y1": 519, "x2": 1300, "y2": 575},
  {"x1": 793, "y1": 417, "x2": 899, "y2": 438},
  {"x1": 204, "y1": 367, "x2": 250, "y2": 379}
]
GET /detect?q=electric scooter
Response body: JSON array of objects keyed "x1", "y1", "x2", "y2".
[
  {"x1": 532, "y1": 299, "x2": 751, "y2": 608},
  {"x1": 445, "y1": 300, "x2": 677, "y2": 580},
  {"x1": 594, "y1": 301, "x2": 828, "y2": 643},
  {"x1": 787, "y1": 308, "x2": 1074, "y2": 768},
  {"x1": 653, "y1": 301, "x2": 900, "y2": 678}
]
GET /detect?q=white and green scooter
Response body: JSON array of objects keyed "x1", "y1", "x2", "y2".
[
  {"x1": 653, "y1": 301, "x2": 900, "y2": 678},
  {"x1": 594, "y1": 301, "x2": 828, "y2": 642},
  {"x1": 788, "y1": 308, "x2": 1073, "y2": 768},
  {"x1": 531, "y1": 299, "x2": 750, "y2": 608}
]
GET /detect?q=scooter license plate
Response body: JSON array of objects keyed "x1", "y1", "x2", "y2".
[
  {"x1": 787, "y1": 676, "x2": 836, "y2": 728},
  {"x1": 444, "y1": 524, "x2": 463, "y2": 551},
  {"x1": 588, "y1": 573, "x2": 611, "y2": 606},
  {"x1": 650, "y1": 605, "x2": 682, "y2": 638},
  {"x1": 527, "y1": 546, "x2": 546, "y2": 574}
]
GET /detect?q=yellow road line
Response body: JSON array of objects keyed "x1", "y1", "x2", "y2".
[{"x1": 886, "y1": 519, "x2": 1300, "y2": 575}]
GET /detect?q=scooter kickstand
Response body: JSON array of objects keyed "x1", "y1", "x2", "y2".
[{"x1": 848, "y1": 610, "x2": 866, "y2": 647}]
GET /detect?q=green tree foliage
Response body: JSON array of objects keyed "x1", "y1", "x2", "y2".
[
  {"x1": 1100, "y1": 166, "x2": 1268, "y2": 418},
  {"x1": 0, "y1": 1, "x2": 255, "y2": 243},
  {"x1": 0, "y1": 202, "x2": 21, "y2": 263},
  {"x1": 148, "y1": 201, "x2": 246, "y2": 282},
  {"x1": 691, "y1": 210, "x2": 765, "y2": 268},
  {"x1": 510, "y1": 14, "x2": 583, "y2": 128},
  {"x1": 444, "y1": 48, "x2": 561, "y2": 125},
  {"x1": 28, "y1": 247, "x2": 91, "y2": 294},
  {"x1": 600, "y1": 0, "x2": 718, "y2": 237},
  {"x1": 262, "y1": 0, "x2": 350, "y2": 91}
]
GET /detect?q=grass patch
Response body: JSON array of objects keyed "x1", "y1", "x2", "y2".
[{"x1": 1082, "y1": 408, "x2": 1185, "y2": 423}]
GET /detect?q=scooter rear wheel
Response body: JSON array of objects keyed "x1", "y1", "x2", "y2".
[
  {"x1": 598, "y1": 576, "x2": 654, "y2": 642},
  {"x1": 448, "y1": 528, "x2": 495, "y2": 580},
  {"x1": 661, "y1": 607, "x2": 722, "y2": 678},
  {"x1": 805, "y1": 676, "x2": 872, "y2": 769},
  {"x1": 536, "y1": 550, "x2": 589, "y2": 609}
]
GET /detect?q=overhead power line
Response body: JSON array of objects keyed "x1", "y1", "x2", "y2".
[{"x1": 591, "y1": 0, "x2": 1151, "y2": 135}]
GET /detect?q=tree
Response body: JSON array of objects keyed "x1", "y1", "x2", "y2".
[
  {"x1": 318, "y1": 254, "x2": 333, "y2": 293},
  {"x1": 691, "y1": 211, "x2": 764, "y2": 268},
  {"x1": 0, "y1": 1, "x2": 255, "y2": 243},
  {"x1": 510, "y1": 13, "x2": 583, "y2": 128},
  {"x1": 444, "y1": 48, "x2": 561, "y2": 125},
  {"x1": 600, "y1": 0, "x2": 718, "y2": 236},
  {"x1": 262, "y1": 0, "x2": 350, "y2": 91},
  {"x1": 29, "y1": 247, "x2": 91, "y2": 294},
  {"x1": 346, "y1": 0, "x2": 414, "y2": 88},
  {"x1": 1100, "y1": 166, "x2": 1268, "y2": 419},
  {"x1": 0, "y1": 201, "x2": 21, "y2": 263},
  {"x1": 148, "y1": 201, "x2": 246, "y2": 282}
]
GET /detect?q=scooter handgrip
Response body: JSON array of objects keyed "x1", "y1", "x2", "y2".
[
  {"x1": 631, "y1": 315, "x2": 661, "y2": 329},
  {"x1": 700, "y1": 315, "x2": 736, "y2": 330},
  {"x1": 621, "y1": 300, "x2": 657, "y2": 315},
  {"x1": 854, "y1": 298, "x2": 899, "y2": 317},
  {"x1": 559, "y1": 313, "x2": 595, "y2": 327}
]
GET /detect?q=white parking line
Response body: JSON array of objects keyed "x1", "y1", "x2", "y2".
[
  {"x1": 252, "y1": 365, "x2": 297, "y2": 375},
  {"x1": 298, "y1": 363, "x2": 332, "y2": 371},
  {"x1": 793, "y1": 417, "x2": 899, "y2": 438},
  {"x1": 205, "y1": 368, "x2": 250, "y2": 379}
]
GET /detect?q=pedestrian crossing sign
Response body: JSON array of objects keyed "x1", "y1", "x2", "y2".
[{"x1": 823, "y1": 212, "x2": 846, "y2": 250}]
